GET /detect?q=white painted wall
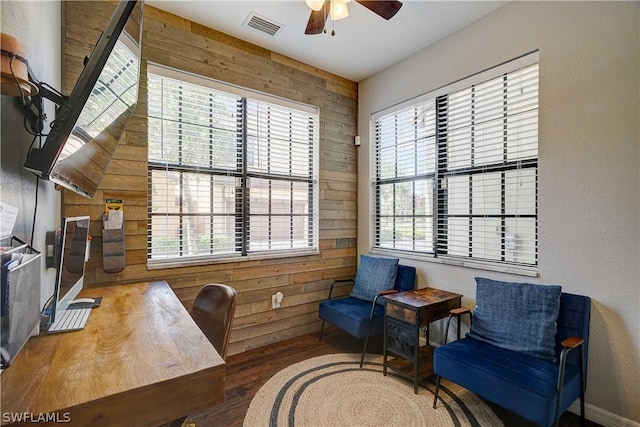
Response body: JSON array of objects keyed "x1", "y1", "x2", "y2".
[
  {"x1": 358, "y1": 1, "x2": 639, "y2": 424},
  {"x1": 1, "y1": 1, "x2": 62, "y2": 309}
]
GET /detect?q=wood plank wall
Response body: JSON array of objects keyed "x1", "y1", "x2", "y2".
[{"x1": 62, "y1": 1, "x2": 358, "y2": 355}]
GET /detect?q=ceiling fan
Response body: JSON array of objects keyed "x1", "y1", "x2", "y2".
[{"x1": 304, "y1": 0, "x2": 403, "y2": 35}]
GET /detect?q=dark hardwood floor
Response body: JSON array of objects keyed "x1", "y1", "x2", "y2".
[{"x1": 186, "y1": 327, "x2": 601, "y2": 427}]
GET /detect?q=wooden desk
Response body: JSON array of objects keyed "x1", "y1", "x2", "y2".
[
  {"x1": 1, "y1": 281, "x2": 225, "y2": 426},
  {"x1": 383, "y1": 287, "x2": 462, "y2": 393}
]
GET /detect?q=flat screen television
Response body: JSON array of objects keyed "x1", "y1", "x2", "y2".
[
  {"x1": 23, "y1": 0, "x2": 143, "y2": 199},
  {"x1": 50, "y1": 216, "x2": 90, "y2": 324}
]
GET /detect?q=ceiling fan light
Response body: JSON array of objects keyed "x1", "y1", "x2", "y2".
[
  {"x1": 305, "y1": 0, "x2": 325, "y2": 12},
  {"x1": 331, "y1": 0, "x2": 349, "y2": 20}
]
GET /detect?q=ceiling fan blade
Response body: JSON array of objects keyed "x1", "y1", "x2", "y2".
[
  {"x1": 356, "y1": 1, "x2": 403, "y2": 20},
  {"x1": 305, "y1": 2, "x2": 330, "y2": 35}
]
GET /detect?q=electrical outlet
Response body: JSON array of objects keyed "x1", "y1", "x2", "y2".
[
  {"x1": 45, "y1": 230, "x2": 57, "y2": 268},
  {"x1": 272, "y1": 292, "x2": 283, "y2": 309}
]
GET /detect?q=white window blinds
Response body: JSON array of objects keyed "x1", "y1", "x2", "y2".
[
  {"x1": 245, "y1": 101, "x2": 318, "y2": 252},
  {"x1": 375, "y1": 101, "x2": 436, "y2": 253},
  {"x1": 147, "y1": 65, "x2": 319, "y2": 265},
  {"x1": 373, "y1": 53, "x2": 538, "y2": 271}
]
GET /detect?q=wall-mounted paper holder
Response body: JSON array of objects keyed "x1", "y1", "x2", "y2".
[{"x1": 102, "y1": 212, "x2": 125, "y2": 273}]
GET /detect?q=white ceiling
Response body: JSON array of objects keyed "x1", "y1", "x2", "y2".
[{"x1": 146, "y1": 1, "x2": 508, "y2": 82}]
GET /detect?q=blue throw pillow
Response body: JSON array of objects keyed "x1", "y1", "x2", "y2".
[
  {"x1": 467, "y1": 277, "x2": 562, "y2": 361},
  {"x1": 350, "y1": 255, "x2": 399, "y2": 305}
]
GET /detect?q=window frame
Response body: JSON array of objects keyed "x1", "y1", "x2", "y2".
[
  {"x1": 146, "y1": 63, "x2": 319, "y2": 269},
  {"x1": 370, "y1": 52, "x2": 539, "y2": 276}
]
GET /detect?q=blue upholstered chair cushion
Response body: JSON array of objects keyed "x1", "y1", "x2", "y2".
[
  {"x1": 467, "y1": 278, "x2": 562, "y2": 361},
  {"x1": 318, "y1": 298, "x2": 386, "y2": 339},
  {"x1": 350, "y1": 255, "x2": 399, "y2": 305},
  {"x1": 433, "y1": 337, "x2": 582, "y2": 427}
]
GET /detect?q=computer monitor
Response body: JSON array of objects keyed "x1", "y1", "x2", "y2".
[{"x1": 50, "y1": 216, "x2": 90, "y2": 323}]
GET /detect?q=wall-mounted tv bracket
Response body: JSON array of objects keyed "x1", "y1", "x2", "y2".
[{"x1": 1, "y1": 48, "x2": 67, "y2": 137}]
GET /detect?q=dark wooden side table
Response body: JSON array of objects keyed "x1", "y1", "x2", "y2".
[{"x1": 383, "y1": 287, "x2": 462, "y2": 393}]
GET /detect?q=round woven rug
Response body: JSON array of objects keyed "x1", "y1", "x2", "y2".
[{"x1": 243, "y1": 353, "x2": 503, "y2": 427}]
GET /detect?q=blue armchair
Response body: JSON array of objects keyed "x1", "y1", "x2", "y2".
[
  {"x1": 433, "y1": 278, "x2": 591, "y2": 427},
  {"x1": 318, "y1": 255, "x2": 416, "y2": 367}
]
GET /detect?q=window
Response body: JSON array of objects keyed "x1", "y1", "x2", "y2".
[
  {"x1": 147, "y1": 64, "x2": 319, "y2": 266},
  {"x1": 373, "y1": 53, "x2": 538, "y2": 273}
]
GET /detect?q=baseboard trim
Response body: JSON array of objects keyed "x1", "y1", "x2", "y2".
[{"x1": 569, "y1": 402, "x2": 640, "y2": 427}]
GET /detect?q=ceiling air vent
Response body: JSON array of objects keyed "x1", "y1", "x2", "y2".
[{"x1": 243, "y1": 12, "x2": 283, "y2": 36}]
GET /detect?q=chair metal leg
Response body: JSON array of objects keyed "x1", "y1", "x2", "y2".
[
  {"x1": 319, "y1": 320, "x2": 325, "y2": 342},
  {"x1": 360, "y1": 335, "x2": 369, "y2": 368},
  {"x1": 360, "y1": 301, "x2": 379, "y2": 368},
  {"x1": 579, "y1": 346, "x2": 586, "y2": 427},
  {"x1": 554, "y1": 373, "x2": 566, "y2": 426},
  {"x1": 433, "y1": 376, "x2": 441, "y2": 409},
  {"x1": 554, "y1": 347, "x2": 571, "y2": 427},
  {"x1": 444, "y1": 315, "x2": 453, "y2": 345}
]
